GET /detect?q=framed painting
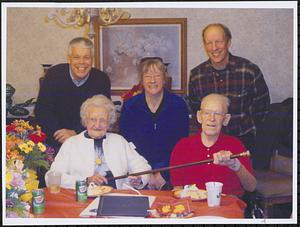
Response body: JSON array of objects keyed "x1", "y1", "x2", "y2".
[{"x1": 94, "y1": 18, "x2": 187, "y2": 95}]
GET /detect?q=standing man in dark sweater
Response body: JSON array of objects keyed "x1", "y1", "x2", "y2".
[{"x1": 35, "y1": 37, "x2": 111, "y2": 152}]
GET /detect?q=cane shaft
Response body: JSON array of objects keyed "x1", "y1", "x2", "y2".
[{"x1": 107, "y1": 150, "x2": 250, "y2": 181}]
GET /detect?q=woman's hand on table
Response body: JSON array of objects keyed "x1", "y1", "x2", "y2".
[
  {"x1": 128, "y1": 176, "x2": 142, "y2": 188},
  {"x1": 147, "y1": 172, "x2": 166, "y2": 190}
]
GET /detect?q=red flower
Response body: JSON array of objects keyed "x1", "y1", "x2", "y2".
[
  {"x1": 6, "y1": 124, "x2": 16, "y2": 133},
  {"x1": 28, "y1": 131, "x2": 47, "y2": 143},
  {"x1": 121, "y1": 83, "x2": 143, "y2": 101}
]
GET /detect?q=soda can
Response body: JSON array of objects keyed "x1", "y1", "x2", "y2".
[
  {"x1": 76, "y1": 180, "x2": 87, "y2": 202},
  {"x1": 32, "y1": 189, "x2": 45, "y2": 214}
]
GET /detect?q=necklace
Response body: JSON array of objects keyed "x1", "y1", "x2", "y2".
[
  {"x1": 95, "y1": 157, "x2": 102, "y2": 165},
  {"x1": 94, "y1": 139, "x2": 104, "y2": 166},
  {"x1": 83, "y1": 131, "x2": 105, "y2": 167}
]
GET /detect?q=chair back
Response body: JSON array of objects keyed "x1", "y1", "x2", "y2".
[{"x1": 270, "y1": 150, "x2": 292, "y2": 176}]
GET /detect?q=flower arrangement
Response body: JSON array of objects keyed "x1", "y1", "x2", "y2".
[
  {"x1": 6, "y1": 119, "x2": 55, "y2": 218},
  {"x1": 6, "y1": 119, "x2": 55, "y2": 171},
  {"x1": 6, "y1": 160, "x2": 37, "y2": 217}
]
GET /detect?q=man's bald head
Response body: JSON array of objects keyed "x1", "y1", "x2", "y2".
[{"x1": 200, "y1": 93, "x2": 230, "y2": 114}]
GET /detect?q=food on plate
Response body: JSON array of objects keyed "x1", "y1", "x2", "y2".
[
  {"x1": 87, "y1": 182, "x2": 112, "y2": 197},
  {"x1": 161, "y1": 205, "x2": 172, "y2": 214},
  {"x1": 148, "y1": 201, "x2": 193, "y2": 218},
  {"x1": 172, "y1": 204, "x2": 186, "y2": 214},
  {"x1": 173, "y1": 184, "x2": 207, "y2": 200}
]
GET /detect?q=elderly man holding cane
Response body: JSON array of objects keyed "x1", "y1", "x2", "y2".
[{"x1": 170, "y1": 93, "x2": 257, "y2": 196}]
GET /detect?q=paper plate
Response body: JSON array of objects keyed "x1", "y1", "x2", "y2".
[
  {"x1": 87, "y1": 185, "x2": 113, "y2": 197},
  {"x1": 148, "y1": 210, "x2": 194, "y2": 218},
  {"x1": 148, "y1": 200, "x2": 194, "y2": 218},
  {"x1": 173, "y1": 189, "x2": 207, "y2": 201}
]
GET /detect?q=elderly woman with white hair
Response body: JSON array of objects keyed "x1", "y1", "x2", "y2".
[{"x1": 45, "y1": 94, "x2": 151, "y2": 190}]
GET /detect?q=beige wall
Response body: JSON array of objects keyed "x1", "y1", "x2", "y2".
[{"x1": 5, "y1": 7, "x2": 294, "y2": 104}]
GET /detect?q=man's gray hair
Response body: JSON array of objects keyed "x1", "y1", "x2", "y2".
[
  {"x1": 68, "y1": 37, "x2": 94, "y2": 56},
  {"x1": 80, "y1": 95, "x2": 116, "y2": 128}
]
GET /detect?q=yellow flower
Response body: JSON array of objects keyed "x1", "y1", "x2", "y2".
[
  {"x1": 27, "y1": 169, "x2": 38, "y2": 179},
  {"x1": 20, "y1": 192, "x2": 33, "y2": 202},
  {"x1": 19, "y1": 143, "x2": 32, "y2": 154},
  {"x1": 6, "y1": 171, "x2": 13, "y2": 189},
  {"x1": 21, "y1": 120, "x2": 33, "y2": 130},
  {"x1": 18, "y1": 143, "x2": 27, "y2": 150},
  {"x1": 24, "y1": 146, "x2": 32, "y2": 154},
  {"x1": 37, "y1": 142, "x2": 46, "y2": 152},
  {"x1": 25, "y1": 170, "x2": 39, "y2": 192},
  {"x1": 27, "y1": 140, "x2": 35, "y2": 147},
  {"x1": 25, "y1": 179, "x2": 39, "y2": 192}
]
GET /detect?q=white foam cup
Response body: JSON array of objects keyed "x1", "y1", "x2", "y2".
[{"x1": 205, "y1": 182, "x2": 223, "y2": 207}]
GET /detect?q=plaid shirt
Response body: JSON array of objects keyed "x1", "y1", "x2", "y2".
[{"x1": 189, "y1": 53, "x2": 270, "y2": 136}]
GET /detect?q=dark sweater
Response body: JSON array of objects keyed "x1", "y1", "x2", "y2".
[
  {"x1": 119, "y1": 90, "x2": 189, "y2": 180},
  {"x1": 34, "y1": 63, "x2": 111, "y2": 148}
]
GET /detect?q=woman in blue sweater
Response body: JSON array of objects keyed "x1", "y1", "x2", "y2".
[{"x1": 119, "y1": 57, "x2": 189, "y2": 190}]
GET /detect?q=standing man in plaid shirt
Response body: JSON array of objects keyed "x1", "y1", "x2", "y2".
[{"x1": 188, "y1": 23, "x2": 270, "y2": 152}]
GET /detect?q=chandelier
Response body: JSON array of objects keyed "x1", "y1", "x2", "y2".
[{"x1": 46, "y1": 8, "x2": 131, "y2": 39}]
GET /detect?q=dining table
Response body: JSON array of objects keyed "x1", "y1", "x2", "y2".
[{"x1": 33, "y1": 187, "x2": 246, "y2": 219}]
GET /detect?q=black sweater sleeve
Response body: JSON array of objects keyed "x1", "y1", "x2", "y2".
[{"x1": 34, "y1": 65, "x2": 64, "y2": 142}]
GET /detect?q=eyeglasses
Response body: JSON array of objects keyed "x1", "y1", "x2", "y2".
[
  {"x1": 143, "y1": 73, "x2": 162, "y2": 81},
  {"x1": 200, "y1": 109, "x2": 226, "y2": 119},
  {"x1": 88, "y1": 117, "x2": 109, "y2": 126}
]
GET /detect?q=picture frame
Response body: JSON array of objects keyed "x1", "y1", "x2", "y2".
[{"x1": 94, "y1": 18, "x2": 187, "y2": 95}]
